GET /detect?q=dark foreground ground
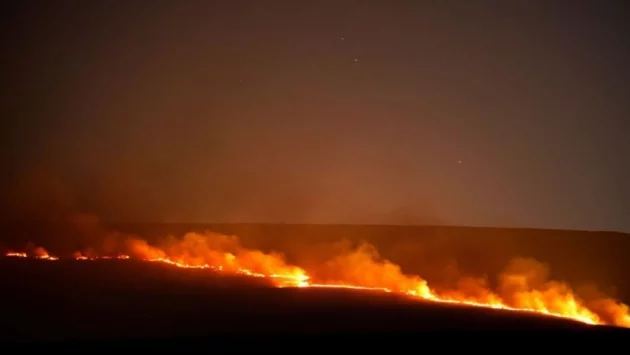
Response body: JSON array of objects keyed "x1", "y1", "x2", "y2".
[{"x1": 1, "y1": 258, "x2": 628, "y2": 349}]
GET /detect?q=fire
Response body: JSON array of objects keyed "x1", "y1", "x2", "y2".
[
  {"x1": 33, "y1": 246, "x2": 59, "y2": 261},
  {"x1": 4, "y1": 232, "x2": 630, "y2": 329},
  {"x1": 5, "y1": 252, "x2": 27, "y2": 258}
]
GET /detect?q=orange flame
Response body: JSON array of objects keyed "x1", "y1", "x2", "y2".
[
  {"x1": 5, "y1": 252, "x2": 27, "y2": 258},
  {"x1": 4, "y1": 232, "x2": 630, "y2": 328},
  {"x1": 33, "y1": 246, "x2": 59, "y2": 261}
]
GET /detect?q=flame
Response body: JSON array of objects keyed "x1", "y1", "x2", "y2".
[
  {"x1": 4, "y1": 232, "x2": 630, "y2": 329},
  {"x1": 6, "y1": 252, "x2": 27, "y2": 258},
  {"x1": 33, "y1": 246, "x2": 59, "y2": 261}
]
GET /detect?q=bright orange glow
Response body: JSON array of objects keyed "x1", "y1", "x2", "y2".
[
  {"x1": 32, "y1": 246, "x2": 59, "y2": 261},
  {"x1": 4, "y1": 234, "x2": 630, "y2": 329}
]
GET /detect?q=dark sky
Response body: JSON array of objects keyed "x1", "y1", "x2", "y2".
[{"x1": 1, "y1": 0, "x2": 629, "y2": 231}]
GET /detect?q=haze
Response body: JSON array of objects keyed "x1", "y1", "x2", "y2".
[{"x1": 1, "y1": 1, "x2": 629, "y2": 231}]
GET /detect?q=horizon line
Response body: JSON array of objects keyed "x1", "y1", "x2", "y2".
[{"x1": 0, "y1": 220, "x2": 627, "y2": 235}]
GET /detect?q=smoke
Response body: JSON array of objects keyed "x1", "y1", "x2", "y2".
[
  {"x1": 307, "y1": 241, "x2": 432, "y2": 296},
  {"x1": 1, "y1": 171, "x2": 628, "y2": 328},
  {"x1": 50, "y1": 223, "x2": 629, "y2": 327},
  {"x1": 1, "y1": 160, "x2": 449, "y2": 225},
  {"x1": 123, "y1": 232, "x2": 306, "y2": 280},
  {"x1": 496, "y1": 258, "x2": 630, "y2": 326},
  {"x1": 1, "y1": 168, "x2": 78, "y2": 223}
]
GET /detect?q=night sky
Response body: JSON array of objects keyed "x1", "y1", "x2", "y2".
[{"x1": 2, "y1": 1, "x2": 629, "y2": 231}]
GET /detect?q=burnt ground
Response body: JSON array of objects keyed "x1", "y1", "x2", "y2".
[{"x1": 0, "y1": 258, "x2": 628, "y2": 349}]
